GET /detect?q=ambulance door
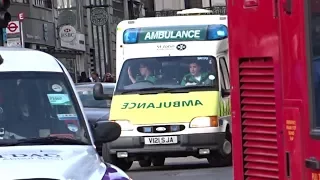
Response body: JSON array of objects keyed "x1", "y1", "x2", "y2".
[{"x1": 217, "y1": 54, "x2": 231, "y2": 118}]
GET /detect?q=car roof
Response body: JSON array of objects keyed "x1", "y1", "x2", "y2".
[
  {"x1": 75, "y1": 82, "x2": 116, "y2": 89},
  {"x1": 0, "y1": 47, "x2": 62, "y2": 72}
]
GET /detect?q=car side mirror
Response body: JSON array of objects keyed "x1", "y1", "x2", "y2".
[
  {"x1": 222, "y1": 88, "x2": 231, "y2": 97},
  {"x1": 93, "y1": 83, "x2": 112, "y2": 100},
  {"x1": 92, "y1": 121, "x2": 121, "y2": 144}
]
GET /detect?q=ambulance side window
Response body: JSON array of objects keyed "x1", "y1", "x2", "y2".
[{"x1": 219, "y1": 57, "x2": 230, "y2": 90}]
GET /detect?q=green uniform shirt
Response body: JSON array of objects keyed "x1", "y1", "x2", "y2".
[
  {"x1": 181, "y1": 72, "x2": 211, "y2": 86},
  {"x1": 136, "y1": 75, "x2": 157, "y2": 83}
]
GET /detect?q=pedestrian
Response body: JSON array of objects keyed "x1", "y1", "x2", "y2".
[
  {"x1": 90, "y1": 71, "x2": 101, "y2": 82},
  {"x1": 103, "y1": 73, "x2": 115, "y2": 82},
  {"x1": 78, "y1": 72, "x2": 91, "y2": 83}
]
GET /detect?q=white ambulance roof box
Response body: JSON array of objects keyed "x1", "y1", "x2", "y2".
[{"x1": 176, "y1": 8, "x2": 213, "y2": 15}]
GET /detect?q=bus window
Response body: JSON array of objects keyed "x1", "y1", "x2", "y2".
[
  {"x1": 309, "y1": 8, "x2": 320, "y2": 128},
  {"x1": 219, "y1": 57, "x2": 230, "y2": 90}
]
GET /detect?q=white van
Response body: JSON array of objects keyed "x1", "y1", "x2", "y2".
[{"x1": 0, "y1": 48, "x2": 130, "y2": 180}]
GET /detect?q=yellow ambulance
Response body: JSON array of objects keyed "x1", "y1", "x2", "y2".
[{"x1": 93, "y1": 8, "x2": 231, "y2": 171}]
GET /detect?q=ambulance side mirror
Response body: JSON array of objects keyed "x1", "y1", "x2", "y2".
[
  {"x1": 222, "y1": 88, "x2": 230, "y2": 97},
  {"x1": 93, "y1": 83, "x2": 112, "y2": 100}
]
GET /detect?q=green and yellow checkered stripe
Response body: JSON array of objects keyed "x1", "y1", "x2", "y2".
[{"x1": 219, "y1": 98, "x2": 231, "y2": 117}]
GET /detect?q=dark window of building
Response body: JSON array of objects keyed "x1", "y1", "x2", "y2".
[
  {"x1": 33, "y1": 0, "x2": 52, "y2": 9},
  {"x1": 11, "y1": 0, "x2": 29, "y2": 3},
  {"x1": 185, "y1": 0, "x2": 203, "y2": 8}
]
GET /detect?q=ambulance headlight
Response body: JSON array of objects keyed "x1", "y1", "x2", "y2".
[
  {"x1": 207, "y1": 24, "x2": 228, "y2": 40},
  {"x1": 113, "y1": 120, "x2": 134, "y2": 131},
  {"x1": 123, "y1": 28, "x2": 139, "y2": 44},
  {"x1": 190, "y1": 116, "x2": 218, "y2": 128}
]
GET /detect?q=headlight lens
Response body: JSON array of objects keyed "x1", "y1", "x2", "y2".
[
  {"x1": 190, "y1": 116, "x2": 218, "y2": 128},
  {"x1": 113, "y1": 120, "x2": 134, "y2": 131}
]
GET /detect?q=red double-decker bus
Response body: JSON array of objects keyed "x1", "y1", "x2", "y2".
[{"x1": 228, "y1": 0, "x2": 320, "y2": 179}]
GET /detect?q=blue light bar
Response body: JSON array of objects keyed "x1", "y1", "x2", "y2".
[
  {"x1": 143, "y1": 127, "x2": 152, "y2": 133},
  {"x1": 123, "y1": 28, "x2": 139, "y2": 44},
  {"x1": 207, "y1": 24, "x2": 228, "y2": 40}
]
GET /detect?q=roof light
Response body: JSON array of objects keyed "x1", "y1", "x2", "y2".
[
  {"x1": 207, "y1": 24, "x2": 228, "y2": 40},
  {"x1": 123, "y1": 28, "x2": 139, "y2": 44}
]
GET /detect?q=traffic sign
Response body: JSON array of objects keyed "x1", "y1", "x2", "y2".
[
  {"x1": 6, "y1": 21, "x2": 20, "y2": 34},
  {"x1": 18, "y1": 13, "x2": 24, "y2": 21},
  {"x1": 90, "y1": 8, "x2": 108, "y2": 26}
]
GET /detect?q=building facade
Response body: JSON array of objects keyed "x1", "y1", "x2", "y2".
[
  {"x1": 8, "y1": 0, "x2": 56, "y2": 53},
  {"x1": 144, "y1": 0, "x2": 226, "y2": 16},
  {"x1": 7, "y1": 0, "x2": 87, "y2": 82},
  {"x1": 54, "y1": 0, "x2": 87, "y2": 82},
  {"x1": 7, "y1": 0, "x2": 142, "y2": 82},
  {"x1": 85, "y1": 0, "x2": 142, "y2": 78}
]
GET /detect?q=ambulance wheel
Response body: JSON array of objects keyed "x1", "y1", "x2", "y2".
[
  {"x1": 139, "y1": 160, "x2": 152, "y2": 167},
  {"x1": 152, "y1": 157, "x2": 165, "y2": 166},
  {"x1": 101, "y1": 143, "x2": 112, "y2": 163},
  {"x1": 207, "y1": 131, "x2": 232, "y2": 167},
  {"x1": 114, "y1": 158, "x2": 133, "y2": 171}
]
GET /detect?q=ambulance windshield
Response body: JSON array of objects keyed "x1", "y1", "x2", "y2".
[{"x1": 115, "y1": 56, "x2": 218, "y2": 94}]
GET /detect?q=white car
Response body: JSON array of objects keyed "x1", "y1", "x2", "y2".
[{"x1": 0, "y1": 48, "x2": 131, "y2": 180}]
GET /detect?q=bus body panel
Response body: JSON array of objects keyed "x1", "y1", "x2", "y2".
[
  {"x1": 227, "y1": 0, "x2": 287, "y2": 180},
  {"x1": 229, "y1": 0, "x2": 320, "y2": 178}
]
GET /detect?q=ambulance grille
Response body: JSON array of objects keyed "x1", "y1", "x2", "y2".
[{"x1": 239, "y1": 58, "x2": 279, "y2": 180}]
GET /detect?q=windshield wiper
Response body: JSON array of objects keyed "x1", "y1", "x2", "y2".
[
  {"x1": 119, "y1": 87, "x2": 172, "y2": 95},
  {"x1": 4, "y1": 137, "x2": 89, "y2": 146}
]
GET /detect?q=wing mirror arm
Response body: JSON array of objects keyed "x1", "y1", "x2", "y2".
[
  {"x1": 222, "y1": 88, "x2": 231, "y2": 97},
  {"x1": 93, "y1": 83, "x2": 113, "y2": 100}
]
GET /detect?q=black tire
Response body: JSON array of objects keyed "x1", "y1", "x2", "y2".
[
  {"x1": 224, "y1": 131, "x2": 233, "y2": 166},
  {"x1": 152, "y1": 157, "x2": 165, "y2": 166},
  {"x1": 101, "y1": 143, "x2": 112, "y2": 163},
  {"x1": 207, "y1": 131, "x2": 232, "y2": 167},
  {"x1": 139, "y1": 160, "x2": 152, "y2": 167},
  {"x1": 114, "y1": 158, "x2": 133, "y2": 171}
]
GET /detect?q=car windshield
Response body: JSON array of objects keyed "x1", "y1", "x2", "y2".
[
  {"x1": 0, "y1": 72, "x2": 90, "y2": 144},
  {"x1": 77, "y1": 86, "x2": 113, "y2": 108},
  {"x1": 115, "y1": 56, "x2": 218, "y2": 94}
]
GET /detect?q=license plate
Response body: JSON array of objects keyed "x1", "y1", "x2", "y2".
[{"x1": 144, "y1": 136, "x2": 178, "y2": 145}]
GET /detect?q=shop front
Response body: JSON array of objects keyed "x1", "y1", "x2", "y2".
[
  {"x1": 52, "y1": 25, "x2": 86, "y2": 83},
  {"x1": 22, "y1": 19, "x2": 56, "y2": 51}
]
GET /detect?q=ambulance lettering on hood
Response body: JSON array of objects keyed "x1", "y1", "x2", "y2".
[
  {"x1": 121, "y1": 100, "x2": 203, "y2": 109},
  {"x1": 0, "y1": 153, "x2": 62, "y2": 160}
]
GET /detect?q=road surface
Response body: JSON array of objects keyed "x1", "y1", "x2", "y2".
[{"x1": 127, "y1": 157, "x2": 233, "y2": 180}]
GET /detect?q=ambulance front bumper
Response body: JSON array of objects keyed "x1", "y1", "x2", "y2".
[{"x1": 108, "y1": 132, "x2": 225, "y2": 155}]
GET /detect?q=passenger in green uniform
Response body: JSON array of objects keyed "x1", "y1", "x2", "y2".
[
  {"x1": 128, "y1": 63, "x2": 157, "y2": 84},
  {"x1": 181, "y1": 61, "x2": 211, "y2": 86}
]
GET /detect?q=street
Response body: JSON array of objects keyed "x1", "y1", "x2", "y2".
[{"x1": 127, "y1": 157, "x2": 233, "y2": 180}]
